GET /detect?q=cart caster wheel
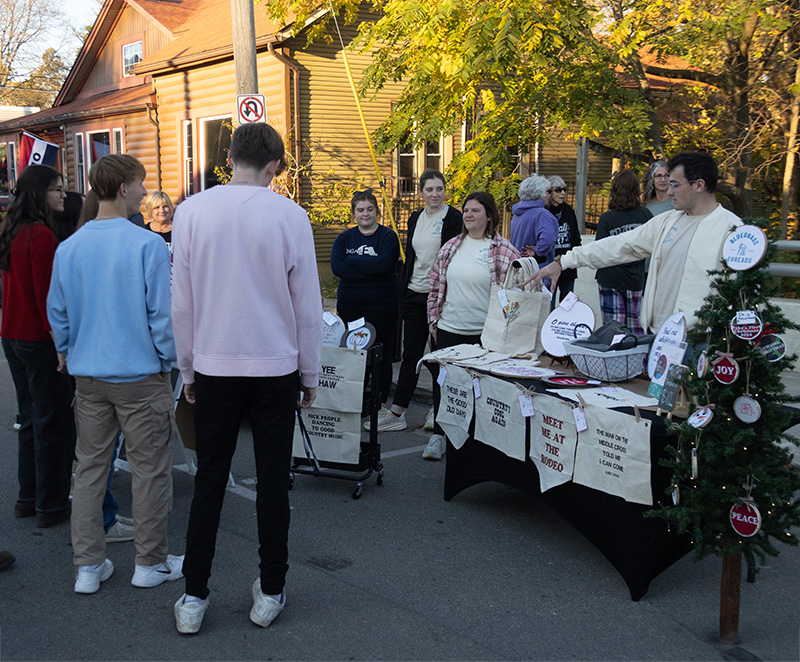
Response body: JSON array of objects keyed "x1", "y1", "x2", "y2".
[
  {"x1": 288, "y1": 472, "x2": 295, "y2": 491},
  {"x1": 376, "y1": 471, "x2": 384, "y2": 486},
  {"x1": 352, "y1": 483, "x2": 363, "y2": 500}
]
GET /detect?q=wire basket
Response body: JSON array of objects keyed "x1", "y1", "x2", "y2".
[{"x1": 563, "y1": 340, "x2": 650, "y2": 383}]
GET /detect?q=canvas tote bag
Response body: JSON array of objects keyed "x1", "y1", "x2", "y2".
[{"x1": 480, "y1": 257, "x2": 550, "y2": 358}]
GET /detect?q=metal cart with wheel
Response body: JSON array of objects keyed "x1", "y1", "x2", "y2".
[{"x1": 290, "y1": 343, "x2": 384, "y2": 499}]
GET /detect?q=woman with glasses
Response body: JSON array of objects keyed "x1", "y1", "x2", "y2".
[
  {"x1": 510, "y1": 174, "x2": 558, "y2": 288},
  {"x1": 546, "y1": 175, "x2": 581, "y2": 305},
  {"x1": 594, "y1": 169, "x2": 653, "y2": 335},
  {"x1": 0, "y1": 165, "x2": 76, "y2": 528},
  {"x1": 366, "y1": 169, "x2": 462, "y2": 433},
  {"x1": 642, "y1": 161, "x2": 674, "y2": 217},
  {"x1": 331, "y1": 189, "x2": 401, "y2": 411}
]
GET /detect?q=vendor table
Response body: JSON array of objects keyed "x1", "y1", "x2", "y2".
[{"x1": 443, "y1": 373, "x2": 693, "y2": 601}]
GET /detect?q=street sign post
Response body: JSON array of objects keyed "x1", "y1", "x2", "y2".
[{"x1": 236, "y1": 94, "x2": 267, "y2": 124}]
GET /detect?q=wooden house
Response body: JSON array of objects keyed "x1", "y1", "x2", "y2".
[{"x1": 0, "y1": 0, "x2": 660, "y2": 240}]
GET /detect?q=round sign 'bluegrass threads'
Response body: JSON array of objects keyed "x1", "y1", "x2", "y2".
[{"x1": 722, "y1": 225, "x2": 767, "y2": 271}]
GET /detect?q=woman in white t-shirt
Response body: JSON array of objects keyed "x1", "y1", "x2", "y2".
[
  {"x1": 422, "y1": 192, "x2": 520, "y2": 460},
  {"x1": 365, "y1": 170, "x2": 462, "y2": 434}
]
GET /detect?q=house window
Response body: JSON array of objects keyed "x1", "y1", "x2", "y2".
[
  {"x1": 183, "y1": 121, "x2": 194, "y2": 196},
  {"x1": 7, "y1": 141, "x2": 17, "y2": 188},
  {"x1": 75, "y1": 133, "x2": 86, "y2": 194},
  {"x1": 113, "y1": 129, "x2": 123, "y2": 154},
  {"x1": 123, "y1": 41, "x2": 143, "y2": 77},
  {"x1": 199, "y1": 116, "x2": 232, "y2": 191},
  {"x1": 0, "y1": 143, "x2": 8, "y2": 198},
  {"x1": 395, "y1": 135, "x2": 444, "y2": 196}
]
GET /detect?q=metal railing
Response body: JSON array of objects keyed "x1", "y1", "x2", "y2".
[{"x1": 770, "y1": 241, "x2": 800, "y2": 278}]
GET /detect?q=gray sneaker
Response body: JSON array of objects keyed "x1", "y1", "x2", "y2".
[
  {"x1": 364, "y1": 409, "x2": 407, "y2": 432},
  {"x1": 175, "y1": 594, "x2": 209, "y2": 634},
  {"x1": 105, "y1": 520, "x2": 134, "y2": 543},
  {"x1": 422, "y1": 434, "x2": 445, "y2": 461},
  {"x1": 250, "y1": 579, "x2": 286, "y2": 627},
  {"x1": 424, "y1": 407, "x2": 435, "y2": 431}
]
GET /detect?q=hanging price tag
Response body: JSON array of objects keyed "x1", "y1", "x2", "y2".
[
  {"x1": 436, "y1": 366, "x2": 447, "y2": 387},
  {"x1": 518, "y1": 394, "x2": 535, "y2": 418},
  {"x1": 473, "y1": 377, "x2": 481, "y2": 399},
  {"x1": 736, "y1": 310, "x2": 757, "y2": 325},
  {"x1": 559, "y1": 291, "x2": 578, "y2": 311},
  {"x1": 691, "y1": 448, "x2": 698, "y2": 479},
  {"x1": 323, "y1": 311, "x2": 338, "y2": 326},
  {"x1": 347, "y1": 317, "x2": 366, "y2": 332},
  {"x1": 572, "y1": 406, "x2": 588, "y2": 432},
  {"x1": 497, "y1": 288, "x2": 510, "y2": 309}
]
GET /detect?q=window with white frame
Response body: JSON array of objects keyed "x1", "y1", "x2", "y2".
[
  {"x1": 75, "y1": 133, "x2": 86, "y2": 194},
  {"x1": 183, "y1": 120, "x2": 194, "y2": 196},
  {"x1": 0, "y1": 143, "x2": 8, "y2": 198},
  {"x1": 199, "y1": 115, "x2": 232, "y2": 191},
  {"x1": 6, "y1": 142, "x2": 17, "y2": 190},
  {"x1": 395, "y1": 135, "x2": 444, "y2": 196},
  {"x1": 113, "y1": 128, "x2": 123, "y2": 154},
  {"x1": 122, "y1": 41, "x2": 143, "y2": 77}
]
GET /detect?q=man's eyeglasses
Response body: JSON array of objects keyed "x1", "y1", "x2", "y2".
[
  {"x1": 551, "y1": 187, "x2": 567, "y2": 193},
  {"x1": 669, "y1": 179, "x2": 696, "y2": 189}
]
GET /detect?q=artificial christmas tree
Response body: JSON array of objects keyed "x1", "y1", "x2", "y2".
[{"x1": 647, "y1": 220, "x2": 800, "y2": 642}]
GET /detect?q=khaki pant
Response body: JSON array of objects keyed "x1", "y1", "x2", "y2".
[{"x1": 71, "y1": 374, "x2": 174, "y2": 567}]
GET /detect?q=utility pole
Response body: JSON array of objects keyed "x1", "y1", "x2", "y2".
[{"x1": 231, "y1": 0, "x2": 258, "y2": 95}]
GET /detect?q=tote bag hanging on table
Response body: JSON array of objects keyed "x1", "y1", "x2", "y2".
[{"x1": 481, "y1": 257, "x2": 550, "y2": 358}]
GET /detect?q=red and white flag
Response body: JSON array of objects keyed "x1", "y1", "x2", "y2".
[{"x1": 19, "y1": 131, "x2": 59, "y2": 170}]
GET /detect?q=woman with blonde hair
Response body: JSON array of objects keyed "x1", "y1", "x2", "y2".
[{"x1": 145, "y1": 191, "x2": 174, "y2": 244}]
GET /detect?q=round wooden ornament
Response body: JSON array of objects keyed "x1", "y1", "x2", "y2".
[
  {"x1": 687, "y1": 406, "x2": 714, "y2": 428},
  {"x1": 712, "y1": 355, "x2": 740, "y2": 384},
  {"x1": 733, "y1": 395, "x2": 761, "y2": 423},
  {"x1": 648, "y1": 313, "x2": 687, "y2": 378},
  {"x1": 730, "y1": 500, "x2": 762, "y2": 537},
  {"x1": 722, "y1": 225, "x2": 768, "y2": 271},
  {"x1": 341, "y1": 322, "x2": 377, "y2": 350},
  {"x1": 540, "y1": 301, "x2": 595, "y2": 357},
  {"x1": 696, "y1": 351, "x2": 709, "y2": 378},
  {"x1": 322, "y1": 312, "x2": 346, "y2": 347},
  {"x1": 730, "y1": 314, "x2": 763, "y2": 340},
  {"x1": 758, "y1": 334, "x2": 786, "y2": 363}
]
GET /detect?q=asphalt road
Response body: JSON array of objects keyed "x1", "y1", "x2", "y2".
[{"x1": 1, "y1": 356, "x2": 798, "y2": 661}]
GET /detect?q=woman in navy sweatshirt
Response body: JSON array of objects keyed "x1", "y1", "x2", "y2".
[{"x1": 331, "y1": 189, "x2": 401, "y2": 408}]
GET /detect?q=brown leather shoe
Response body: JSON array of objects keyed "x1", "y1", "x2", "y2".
[
  {"x1": 14, "y1": 500, "x2": 35, "y2": 518},
  {"x1": 35, "y1": 505, "x2": 71, "y2": 528},
  {"x1": 0, "y1": 550, "x2": 16, "y2": 571}
]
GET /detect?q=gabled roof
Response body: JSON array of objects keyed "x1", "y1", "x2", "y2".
[
  {"x1": 135, "y1": 0, "x2": 290, "y2": 75},
  {"x1": 0, "y1": 85, "x2": 154, "y2": 132},
  {"x1": 55, "y1": 0, "x2": 208, "y2": 107}
]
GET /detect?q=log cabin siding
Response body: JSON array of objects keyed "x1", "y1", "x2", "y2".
[
  {"x1": 286, "y1": 22, "x2": 405, "y2": 212},
  {"x1": 152, "y1": 55, "x2": 288, "y2": 203},
  {"x1": 82, "y1": 5, "x2": 170, "y2": 93}
]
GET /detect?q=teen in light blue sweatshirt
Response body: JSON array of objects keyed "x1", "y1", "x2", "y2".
[{"x1": 47, "y1": 218, "x2": 175, "y2": 381}]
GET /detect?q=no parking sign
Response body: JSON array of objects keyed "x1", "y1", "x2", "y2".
[{"x1": 236, "y1": 94, "x2": 266, "y2": 124}]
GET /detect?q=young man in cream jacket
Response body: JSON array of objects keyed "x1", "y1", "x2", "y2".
[{"x1": 530, "y1": 152, "x2": 742, "y2": 332}]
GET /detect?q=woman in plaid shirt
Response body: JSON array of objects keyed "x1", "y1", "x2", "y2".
[{"x1": 422, "y1": 192, "x2": 519, "y2": 460}]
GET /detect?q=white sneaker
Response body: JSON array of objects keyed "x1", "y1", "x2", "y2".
[
  {"x1": 131, "y1": 554, "x2": 184, "y2": 588},
  {"x1": 364, "y1": 408, "x2": 407, "y2": 432},
  {"x1": 175, "y1": 594, "x2": 209, "y2": 634},
  {"x1": 105, "y1": 520, "x2": 134, "y2": 543},
  {"x1": 74, "y1": 559, "x2": 114, "y2": 594},
  {"x1": 424, "y1": 407, "x2": 435, "y2": 431},
  {"x1": 250, "y1": 579, "x2": 286, "y2": 627},
  {"x1": 422, "y1": 434, "x2": 446, "y2": 461}
]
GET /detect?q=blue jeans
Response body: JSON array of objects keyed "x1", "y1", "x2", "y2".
[{"x1": 2, "y1": 338, "x2": 75, "y2": 512}]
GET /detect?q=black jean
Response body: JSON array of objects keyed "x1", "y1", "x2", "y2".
[
  {"x1": 431, "y1": 328, "x2": 482, "y2": 437},
  {"x1": 393, "y1": 289, "x2": 438, "y2": 409},
  {"x1": 183, "y1": 371, "x2": 300, "y2": 598},
  {"x1": 2, "y1": 338, "x2": 75, "y2": 513},
  {"x1": 336, "y1": 306, "x2": 398, "y2": 405}
]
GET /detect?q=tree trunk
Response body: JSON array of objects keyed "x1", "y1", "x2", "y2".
[
  {"x1": 719, "y1": 547, "x2": 742, "y2": 643},
  {"x1": 781, "y1": 54, "x2": 800, "y2": 239}
]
